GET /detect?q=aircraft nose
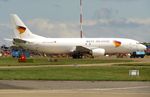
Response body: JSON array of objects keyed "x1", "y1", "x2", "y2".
[{"x1": 140, "y1": 44, "x2": 146, "y2": 51}]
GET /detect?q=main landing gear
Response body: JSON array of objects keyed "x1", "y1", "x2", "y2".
[{"x1": 72, "y1": 51, "x2": 83, "y2": 59}]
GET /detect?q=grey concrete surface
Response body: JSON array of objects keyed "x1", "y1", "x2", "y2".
[
  {"x1": 0, "y1": 90, "x2": 150, "y2": 97},
  {"x1": 0, "y1": 80, "x2": 149, "y2": 97}
]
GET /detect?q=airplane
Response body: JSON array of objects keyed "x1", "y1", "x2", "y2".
[{"x1": 11, "y1": 14, "x2": 146, "y2": 58}]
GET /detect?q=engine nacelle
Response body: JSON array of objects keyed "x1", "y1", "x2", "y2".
[{"x1": 92, "y1": 48, "x2": 105, "y2": 57}]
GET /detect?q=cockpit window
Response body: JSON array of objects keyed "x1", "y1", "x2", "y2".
[{"x1": 136, "y1": 42, "x2": 140, "y2": 44}]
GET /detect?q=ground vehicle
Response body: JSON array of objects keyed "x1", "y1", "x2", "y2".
[{"x1": 130, "y1": 51, "x2": 145, "y2": 58}]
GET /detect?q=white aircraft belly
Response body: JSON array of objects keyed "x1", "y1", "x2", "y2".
[
  {"x1": 106, "y1": 45, "x2": 133, "y2": 54},
  {"x1": 31, "y1": 44, "x2": 73, "y2": 54}
]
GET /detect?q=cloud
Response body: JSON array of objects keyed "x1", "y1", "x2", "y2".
[
  {"x1": 94, "y1": 8, "x2": 113, "y2": 19},
  {"x1": 27, "y1": 18, "x2": 80, "y2": 38},
  {"x1": 83, "y1": 18, "x2": 150, "y2": 42},
  {"x1": 0, "y1": 23, "x2": 13, "y2": 46},
  {"x1": 84, "y1": 18, "x2": 150, "y2": 27},
  {"x1": 127, "y1": 18, "x2": 150, "y2": 25},
  {"x1": 26, "y1": 17, "x2": 150, "y2": 42}
]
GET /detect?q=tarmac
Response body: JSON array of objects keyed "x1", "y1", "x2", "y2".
[{"x1": 0, "y1": 80, "x2": 149, "y2": 97}]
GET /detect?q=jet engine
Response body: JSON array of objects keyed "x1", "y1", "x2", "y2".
[{"x1": 92, "y1": 48, "x2": 105, "y2": 57}]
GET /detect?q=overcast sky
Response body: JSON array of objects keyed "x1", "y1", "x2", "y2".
[{"x1": 1, "y1": 0, "x2": 150, "y2": 45}]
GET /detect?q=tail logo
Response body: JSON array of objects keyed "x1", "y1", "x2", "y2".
[
  {"x1": 113, "y1": 40, "x2": 121, "y2": 47},
  {"x1": 17, "y1": 26, "x2": 26, "y2": 34}
]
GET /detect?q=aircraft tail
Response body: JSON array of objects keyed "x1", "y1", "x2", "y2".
[{"x1": 10, "y1": 14, "x2": 40, "y2": 39}]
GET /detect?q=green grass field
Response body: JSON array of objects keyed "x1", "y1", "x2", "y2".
[
  {"x1": 0, "y1": 57, "x2": 133, "y2": 66},
  {"x1": 0, "y1": 66, "x2": 149, "y2": 81},
  {"x1": 114, "y1": 63, "x2": 150, "y2": 66},
  {"x1": 0, "y1": 57, "x2": 149, "y2": 81}
]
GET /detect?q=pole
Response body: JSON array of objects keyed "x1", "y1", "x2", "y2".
[{"x1": 80, "y1": 0, "x2": 83, "y2": 38}]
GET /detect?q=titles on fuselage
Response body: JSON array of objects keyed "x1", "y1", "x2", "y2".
[{"x1": 86, "y1": 40, "x2": 110, "y2": 43}]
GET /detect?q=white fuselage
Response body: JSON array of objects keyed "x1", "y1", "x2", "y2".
[
  {"x1": 16, "y1": 37, "x2": 146, "y2": 54},
  {"x1": 11, "y1": 14, "x2": 147, "y2": 56}
]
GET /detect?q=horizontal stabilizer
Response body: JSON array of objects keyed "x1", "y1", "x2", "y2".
[{"x1": 13, "y1": 38, "x2": 27, "y2": 44}]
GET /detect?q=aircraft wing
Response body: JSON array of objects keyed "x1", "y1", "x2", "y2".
[
  {"x1": 4, "y1": 38, "x2": 13, "y2": 42},
  {"x1": 75, "y1": 46, "x2": 98, "y2": 53},
  {"x1": 76, "y1": 46, "x2": 91, "y2": 52},
  {"x1": 3, "y1": 38, "x2": 13, "y2": 46},
  {"x1": 76, "y1": 46, "x2": 97, "y2": 52},
  {"x1": 75, "y1": 46, "x2": 106, "y2": 57}
]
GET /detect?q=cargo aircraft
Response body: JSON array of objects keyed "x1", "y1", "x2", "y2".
[{"x1": 11, "y1": 14, "x2": 146, "y2": 58}]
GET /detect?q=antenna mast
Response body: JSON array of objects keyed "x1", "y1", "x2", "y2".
[{"x1": 80, "y1": 0, "x2": 83, "y2": 38}]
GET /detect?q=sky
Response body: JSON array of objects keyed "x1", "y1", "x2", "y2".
[{"x1": 1, "y1": 0, "x2": 150, "y2": 46}]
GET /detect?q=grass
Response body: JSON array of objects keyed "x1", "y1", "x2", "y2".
[
  {"x1": 0, "y1": 66, "x2": 149, "y2": 81},
  {"x1": 0, "y1": 57, "x2": 149, "y2": 81},
  {"x1": 0, "y1": 57, "x2": 133, "y2": 66},
  {"x1": 114, "y1": 63, "x2": 150, "y2": 66}
]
